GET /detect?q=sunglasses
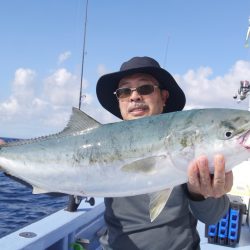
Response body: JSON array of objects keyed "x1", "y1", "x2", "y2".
[{"x1": 114, "y1": 84, "x2": 160, "y2": 99}]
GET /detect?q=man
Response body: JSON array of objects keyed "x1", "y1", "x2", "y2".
[{"x1": 96, "y1": 56, "x2": 233, "y2": 250}]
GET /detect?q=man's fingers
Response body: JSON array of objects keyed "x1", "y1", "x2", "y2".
[
  {"x1": 213, "y1": 154, "x2": 226, "y2": 197},
  {"x1": 196, "y1": 156, "x2": 213, "y2": 196},
  {"x1": 188, "y1": 161, "x2": 200, "y2": 191}
]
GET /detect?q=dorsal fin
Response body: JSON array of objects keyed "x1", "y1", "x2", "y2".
[
  {"x1": 0, "y1": 108, "x2": 101, "y2": 148},
  {"x1": 60, "y1": 107, "x2": 101, "y2": 135}
]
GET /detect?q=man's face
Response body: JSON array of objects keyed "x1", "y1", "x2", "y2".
[{"x1": 117, "y1": 73, "x2": 169, "y2": 120}]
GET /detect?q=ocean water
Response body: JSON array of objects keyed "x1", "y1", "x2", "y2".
[{"x1": 0, "y1": 172, "x2": 68, "y2": 238}]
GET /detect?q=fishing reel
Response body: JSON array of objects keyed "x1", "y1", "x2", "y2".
[
  {"x1": 233, "y1": 80, "x2": 250, "y2": 102},
  {"x1": 66, "y1": 195, "x2": 95, "y2": 212}
]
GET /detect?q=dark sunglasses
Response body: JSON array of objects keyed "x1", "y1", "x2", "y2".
[{"x1": 114, "y1": 84, "x2": 160, "y2": 99}]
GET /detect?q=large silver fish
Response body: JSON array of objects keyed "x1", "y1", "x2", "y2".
[{"x1": 1, "y1": 108, "x2": 250, "y2": 221}]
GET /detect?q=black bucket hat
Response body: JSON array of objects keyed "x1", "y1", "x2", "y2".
[{"x1": 96, "y1": 56, "x2": 186, "y2": 119}]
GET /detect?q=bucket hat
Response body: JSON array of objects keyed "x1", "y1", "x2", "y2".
[{"x1": 96, "y1": 56, "x2": 186, "y2": 119}]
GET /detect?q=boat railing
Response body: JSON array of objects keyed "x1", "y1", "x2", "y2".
[{"x1": 0, "y1": 198, "x2": 105, "y2": 250}]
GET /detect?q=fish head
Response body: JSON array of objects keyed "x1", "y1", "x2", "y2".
[
  {"x1": 197, "y1": 108, "x2": 250, "y2": 172},
  {"x1": 166, "y1": 109, "x2": 250, "y2": 173}
]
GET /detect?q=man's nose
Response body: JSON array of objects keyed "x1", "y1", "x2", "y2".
[{"x1": 129, "y1": 89, "x2": 142, "y2": 101}]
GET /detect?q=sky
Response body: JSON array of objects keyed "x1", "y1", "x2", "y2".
[{"x1": 1, "y1": 0, "x2": 250, "y2": 138}]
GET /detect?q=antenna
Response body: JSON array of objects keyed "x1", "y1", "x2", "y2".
[
  {"x1": 245, "y1": 16, "x2": 250, "y2": 48},
  {"x1": 163, "y1": 35, "x2": 170, "y2": 69},
  {"x1": 78, "y1": 0, "x2": 89, "y2": 110}
]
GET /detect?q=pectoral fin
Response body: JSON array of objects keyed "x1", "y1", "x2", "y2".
[
  {"x1": 121, "y1": 155, "x2": 166, "y2": 174},
  {"x1": 148, "y1": 188, "x2": 173, "y2": 222}
]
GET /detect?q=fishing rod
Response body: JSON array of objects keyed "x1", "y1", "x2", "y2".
[
  {"x1": 68, "y1": 0, "x2": 93, "y2": 212},
  {"x1": 78, "y1": 0, "x2": 89, "y2": 110}
]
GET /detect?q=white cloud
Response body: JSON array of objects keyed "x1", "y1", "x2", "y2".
[
  {"x1": 58, "y1": 51, "x2": 71, "y2": 64},
  {"x1": 175, "y1": 60, "x2": 250, "y2": 110},
  {"x1": 0, "y1": 67, "x2": 93, "y2": 137},
  {"x1": 13, "y1": 68, "x2": 36, "y2": 87},
  {"x1": 44, "y1": 68, "x2": 82, "y2": 106},
  {"x1": 0, "y1": 68, "x2": 37, "y2": 116},
  {"x1": 0, "y1": 96, "x2": 19, "y2": 117}
]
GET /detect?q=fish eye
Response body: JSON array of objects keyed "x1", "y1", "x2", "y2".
[{"x1": 225, "y1": 131, "x2": 233, "y2": 138}]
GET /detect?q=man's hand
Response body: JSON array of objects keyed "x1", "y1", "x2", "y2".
[{"x1": 187, "y1": 154, "x2": 233, "y2": 199}]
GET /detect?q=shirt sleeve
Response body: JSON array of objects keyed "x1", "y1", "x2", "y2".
[{"x1": 188, "y1": 195, "x2": 230, "y2": 224}]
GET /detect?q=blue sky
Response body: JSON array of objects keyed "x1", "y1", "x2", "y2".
[{"x1": 1, "y1": 0, "x2": 250, "y2": 138}]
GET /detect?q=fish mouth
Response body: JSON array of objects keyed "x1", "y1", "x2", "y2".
[{"x1": 239, "y1": 130, "x2": 250, "y2": 149}]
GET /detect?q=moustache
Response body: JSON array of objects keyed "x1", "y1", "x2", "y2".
[{"x1": 128, "y1": 102, "x2": 149, "y2": 112}]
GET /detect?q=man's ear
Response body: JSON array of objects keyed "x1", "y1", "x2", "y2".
[{"x1": 161, "y1": 90, "x2": 169, "y2": 105}]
